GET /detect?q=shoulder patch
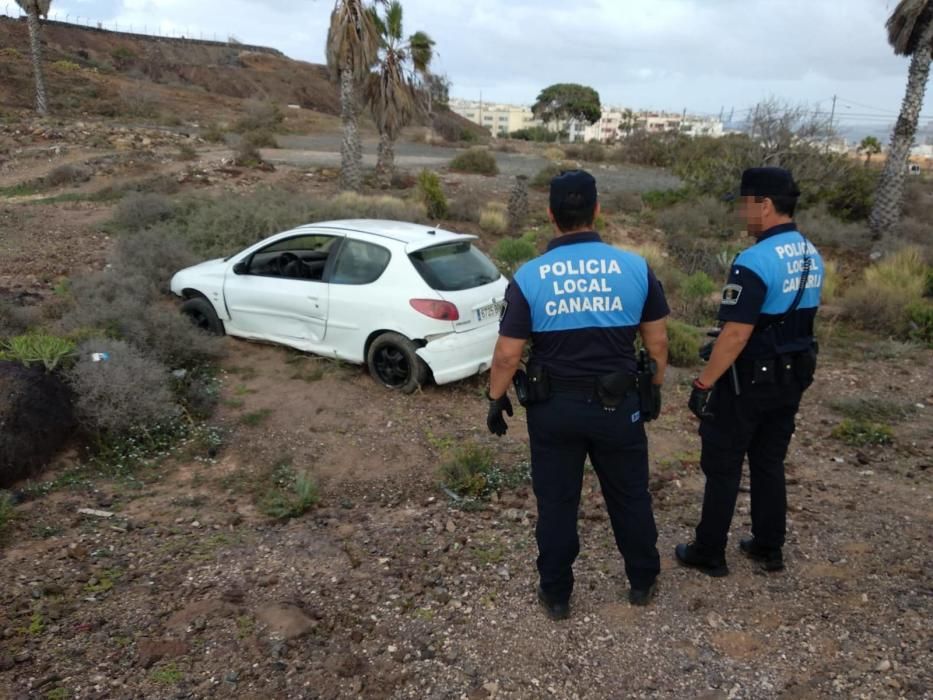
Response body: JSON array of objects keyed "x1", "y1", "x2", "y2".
[{"x1": 721, "y1": 283, "x2": 743, "y2": 306}]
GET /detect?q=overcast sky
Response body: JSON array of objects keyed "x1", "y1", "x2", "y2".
[{"x1": 9, "y1": 0, "x2": 932, "y2": 134}]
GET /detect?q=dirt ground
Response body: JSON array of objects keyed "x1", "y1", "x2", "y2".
[{"x1": 0, "y1": 121, "x2": 931, "y2": 700}]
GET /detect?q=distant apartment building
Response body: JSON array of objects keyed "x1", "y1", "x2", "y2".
[
  {"x1": 451, "y1": 99, "x2": 724, "y2": 142},
  {"x1": 449, "y1": 99, "x2": 540, "y2": 136}
]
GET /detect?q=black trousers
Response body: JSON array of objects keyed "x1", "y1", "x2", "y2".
[
  {"x1": 694, "y1": 378, "x2": 805, "y2": 556},
  {"x1": 527, "y1": 391, "x2": 660, "y2": 602}
]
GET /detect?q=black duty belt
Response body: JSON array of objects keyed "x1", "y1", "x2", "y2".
[{"x1": 550, "y1": 374, "x2": 637, "y2": 394}]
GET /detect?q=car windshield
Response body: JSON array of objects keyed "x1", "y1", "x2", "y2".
[{"x1": 409, "y1": 242, "x2": 501, "y2": 292}]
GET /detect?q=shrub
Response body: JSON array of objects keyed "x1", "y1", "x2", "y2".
[
  {"x1": 321, "y1": 192, "x2": 425, "y2": 222},
  {"x1": 233, "y1": 101, "x2": 284, "y2": 133},
  {"x1": 605, "y1": 191, "x2": 644, "y2": 215},
  {"x1": 656, "y1": 196, "x2": 733, "y2": 237},
  {"x1": 440, "y1": 442, "x2": 496, "y2": 499},
  {"x1": 0, "y1": 334, "x2": 76, "y2": 372},
  {"x1": 667, "y1": 320, "x2": 704, "y2": 367},
  {"x1": 200, "y1": 123, "x2": 227, "y2": 144},
  {"x1": 112, "y1": 192, "x2": 175, "y2": 233},
  {"x1": 841, "y1": 248, "x2": 930, "y2": 338},
  {"x1": 831, "y1": 418, "x2": 894, "y2": 447},
  {"x1": 60, "y1": 270, "x2": 159, "y2": 336},
  {"x1": 241, "y1": 129, "x2": 277, "y2": 149},
  {"x1": 796, "y1": 205, "x2": 872, "y2": 250},
  {"x1": 542, "y1": 147, "x2": 565, "y2": 162},
  {"x1": 564, "y1": 142, "x2": 605, "y2": 162},
  {"x1": 114, "y1": 227, "x2": 197, "y2": 293},
  {"x1": 234, "y1": 139, "x2": 263, "y2": 167},
  {"x1": 821, "y1": 258, "x2": 840, "y2": 302},
  {"x1": 829, "y1": 397, "x2": 916, "y2": 423},
  {"x1": 417, "y1": 170, "x2": 448, "y2": 220},
  {"x1": 51, "y1": 60, "x2": 81, "y2": 72},
  {"x1": 123, "y1": 306, "x2": 226, "y2": 369},
  {"x1": 448, "y1": 184, "x2": 486, "y2": 223},
  {"x1": 0, "y1": 300, "x2": 36, "y2": 339},
  {"x1": 176, "y1": 142, "x2": 198, "y2": 161},
  {"x1": 531, "y1": 163, "x2": 562, "y2": 190},
  {"x1": 44, "y1": 164, "x2": 91, "y2": 188},
  {"x1": 434, "y1": 110, "x2": 486, "y2": 144},
  {"x1": 510, "y1": 126, "x2": 553, "y2": 142},
  {"x1": 642, "y1": 189, "x2": 693, "y2": 209},
  {"x1": 66, "y1": 339, "x2": 180, "y2": 440},
  {"x1": 905, "y1": 301, "x2": 933, "y2": 346},
  {"x1": 479, "y1": 203, "x2": 508, "y2": 234},
  {"x1": 449, "y1": 147, "x2": 499, "y2": 175},
  {"x1": 493, "y1": 232, "x2": 537, "y2": 276},
  {"x1": 0, "y1": 491, "x2": 13, "y2": 537}
]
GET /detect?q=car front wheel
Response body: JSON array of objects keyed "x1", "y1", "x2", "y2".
[
  {"x1": 366, "y1": 332, "x2": 428, "y2": 394},
  {"x1": 180, "y1": 297, "x2": 225, "y2": 336}
]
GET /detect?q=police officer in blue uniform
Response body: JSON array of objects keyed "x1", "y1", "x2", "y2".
[
  {"x1": 677, "y1": 167, "x2": 823, "y2": 576},
  {"x1": 486, "y1": 170, "x2": 670, "y2": 619}
]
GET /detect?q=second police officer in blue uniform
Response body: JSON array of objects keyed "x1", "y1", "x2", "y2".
[
  {"x1": 677, "y1": 167, "x2": 824, "y2": 576},
  {"x1": 485, "y1": 170, "x2": 670, "y2": 619}
]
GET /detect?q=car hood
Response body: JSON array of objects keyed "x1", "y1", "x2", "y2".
[{"x1": 170, "y1": 257, "x2": 228, "y2": 294}]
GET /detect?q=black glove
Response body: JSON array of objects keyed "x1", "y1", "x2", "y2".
[
  {"x1": 687, "y1": 380, "x2": 714, "y2": 420},
  {"x1": 486, "y1": 392, "x2": 513, "y2": 436},
  {"x1": 643, "y1": 384, "x2": 662, "y2": 422}
]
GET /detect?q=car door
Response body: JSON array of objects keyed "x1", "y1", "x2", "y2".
[{"x1": 223, "y1": 233, "x2": 341, "y2": 345}]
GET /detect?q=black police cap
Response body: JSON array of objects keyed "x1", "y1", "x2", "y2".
[
  {"x1": 549, "y1": 169, "x2": 598, "y2": 214},
  {"x1": 739, "y1": 167, "x2": 800, "y2": 198}
]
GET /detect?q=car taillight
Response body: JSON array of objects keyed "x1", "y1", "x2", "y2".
[{"x1": 410, "y1": 298, "x2": 460, "y2": 321}]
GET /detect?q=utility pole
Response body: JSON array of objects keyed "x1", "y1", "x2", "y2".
[{"x1": 829, "y1": 94, "x2": 837, "y2": 130}]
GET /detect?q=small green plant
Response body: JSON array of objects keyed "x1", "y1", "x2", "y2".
[
  {"x1": 831, "y1": 419, "x2": 894, "y2": 447},
  {"x1": 493, "y1": 232, "x2": 537, "y2": 276},
  {"x1": 642, "y1": 189, "x2": 693, "y2": 209},
  {"x1": 150, "y1": 662, "x2": 183, "y2": 685},
  {"x1": 440, "y1": 442, "x2": 495, "y2": 499},
  {"x1": 449, "y1": 147, "x2": 499, "y2": 175},
  {"x1": 0, "y1": 333, "x2": 76, "y2": 371},
  {"x1": 51, "y1": 60, "x2": 81, "y2": 72},
  {"x1": 417, "y1": 170, "x2": 448, "y2": 219},
  {"x1": 45, "y1": 688, "x2": 69, "y2": 700},
  {"x1": 259, "y1": 464, "x2": 319, "y2": 520},
  {"x1": 905, "y1": 301, "x2": 933, "y2": 346},
  {"x1": 28, "y1": 610, "x2": 45, "y2": 635},
  {"x1": 0, "y1": 491, "x2": 16, "y2": 536},
  {"x1": 241, "y1": 409, "x2": 273, "y2": 426}
]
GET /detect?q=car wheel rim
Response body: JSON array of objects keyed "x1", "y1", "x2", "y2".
[{"x1": 374, "y1": 346, "x2": 410, "y2": 387}]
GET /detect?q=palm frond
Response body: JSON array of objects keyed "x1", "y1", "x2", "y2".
[
  {"x1": 386, "y1": 1, "x2": 404, "y2": 41},
  {"x1": 887, "y1": 0, "x2": 933, "y2": 55},
  {"x1": 326, "y1": 0, "x2": 380, "y2": 81},
  {"x1": 408, "y1": 31, "x2": 435, "y2": 73}
]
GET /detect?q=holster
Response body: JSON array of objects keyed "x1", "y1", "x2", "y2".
[
  {"x1": 635, "y1": 349, "x2": 658, "y2": 415},
  {"x1": 597, "y1": 371, "x2": 636, "y2": 408},
  {"x1": 513, "y1": 369, "x2": 530, "y2": 407},
  {"x1": 515, "y1": 363, "x2": 550, "y2": 406}
]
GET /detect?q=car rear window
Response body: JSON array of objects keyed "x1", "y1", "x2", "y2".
[{"x1": 409, "y1": 242, "x2": 501, "y2": 291}]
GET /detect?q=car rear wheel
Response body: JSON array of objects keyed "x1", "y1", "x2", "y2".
[
  {"x1": 366, "y1": 332, "x2": 428, "y2": 394},
  {"x1": 180, "y1": 297, "x2": 225, "y2": 336}
]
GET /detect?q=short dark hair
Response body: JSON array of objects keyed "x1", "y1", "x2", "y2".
[
  {"x1": 553, "y1": 192, "x2": 597, "y2": 231},
  {"x1": 758, "y1": 195, "x2": 798, "y2": 217}
]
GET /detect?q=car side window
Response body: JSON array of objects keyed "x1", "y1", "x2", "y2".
[
  {"x1": 330, "y1": 239, "x2": 391, "y2": 285},
  {"x1": 247, "y1": 235, "x2": 337, "y2": 281}
]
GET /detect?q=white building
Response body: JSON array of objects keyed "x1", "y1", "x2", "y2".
[{"x1": 449, "y1": 99, "x2": 540, "y2": 137}]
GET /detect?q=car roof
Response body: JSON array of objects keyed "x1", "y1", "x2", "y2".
[{"x1": 298, "y1": 219, "x2": 476, "y2": 250}]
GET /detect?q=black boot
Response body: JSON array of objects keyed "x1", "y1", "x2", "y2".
[
  {"x1": 739, "y1": 537, "x2": 784, "y2": 571},
  {"x1": 674, "y1": 542, "x2": 729, "y2": 577},
  {"x1": 537, "y1": 587, "x2": 570, "y2": 621},
  {"x1": 628, "y1": 581, "x2": 657, "y2": 607}
]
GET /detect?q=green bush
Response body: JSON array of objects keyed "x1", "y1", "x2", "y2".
[
  {"x1": 796, "y1": 204, "x2": 873, "y2": 250},
  {"x1": 905, "y1": 301, "x2": 933, "y2": 346},
  {"x1": 0, "y1": 333, "x2": 76, "y2": 372},
  {"x1": 841, "y1": 247, "x2": 930, "y2": 337},
  {"x1": 493, "y1": 232, "x2": 537, "y2": 275},
  {"x1": 531, "y1": 163, "x2": 562, "y2": 190},
  {"x1": 234, "y1": 138, "x2": 264, "y2": 167},
  {"x1": 642, "y1": 189, "x2": 693, "y2": 209},
  {"x1": 0, "y1": 491, "x2": 14, "y2": 537},
  {"x1": 449, "y1": 147, "x2": 499, "y2": 175},
  {"x1": 831, "y1": 418, "x2": 894, "y2": 447},
  {"x1": 417, "y1": 170, "x2": 448, "y2": 220},
  {"x1": 440, "y1": 442, "x2": 496, "y2": 499},
  {"x1": 667, "y1": 320, "x2": 704, "y2": 367},
  {"x1": 510, "y1": 126, "x2": 554, "y2": 142},
  {"x1": 259, "y1": 463, "x2": 319, "y2": 520},
  {"x1": 241, "y1": 129, "x2": 277, "y2": 149}
]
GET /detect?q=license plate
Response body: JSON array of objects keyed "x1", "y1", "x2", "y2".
[{"x1": 475, "y1": 301, "x2": 505, "y2": 322}]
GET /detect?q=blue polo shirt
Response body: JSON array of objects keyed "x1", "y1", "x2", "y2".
[
  {"x1": 499, "y1": 231, "x2": 669, "y2": 378},
  {"x1": 719, "y1": 222, "x2": 823, "y2": 359}
]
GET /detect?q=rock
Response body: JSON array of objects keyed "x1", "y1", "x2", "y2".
[
  {"x1": 0, "y1": 361, "x2": 76, "y2": 488},
  {"x1": 0, "y1": 655, "x2": 14, "y2": 672},
  {"x1": 875, "y1": 659, "x2": 891, "y2": 672},
  {"x1": 446, "y1": 520, "x2": 456, "y2": 533},
  {"x1": 137, "y1": 639, "x2": 190, "y2": 669},
  {"x1": 255, "y1": 603, "x2": 317, "y2": 640},
  {"x1": 706, "y1": 612, "x2": 725, "y2": 628}
]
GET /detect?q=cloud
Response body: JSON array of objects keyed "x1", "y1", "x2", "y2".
[{"x1": 46, "y1": 0, "x2": 927, "y2": 119}]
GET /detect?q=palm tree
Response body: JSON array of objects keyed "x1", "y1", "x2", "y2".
[
  {"x1": 326, "y1": 0, "x2": 380, "y2": 192},
  {"x1": 365, "y1": 1, "x2": 434, "y2": 187},
  {"x1": 869, "y1": 0, "x2": 933, "y2": 239},
  {"x1": 16, "y1": 0, "x2": 52, "y2": 116},
  {"x1": 858, "y1": 136, "x2": 882, "y2": 166}
]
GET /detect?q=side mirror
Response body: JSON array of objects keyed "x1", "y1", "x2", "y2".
[{"x1": 233, "y1": 262, "x2": 247, "y2": 275}]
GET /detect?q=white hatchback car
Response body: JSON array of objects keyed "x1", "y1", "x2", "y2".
[{"x1": 170, "y1": 219, "x2": 508, "y2": 392}]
